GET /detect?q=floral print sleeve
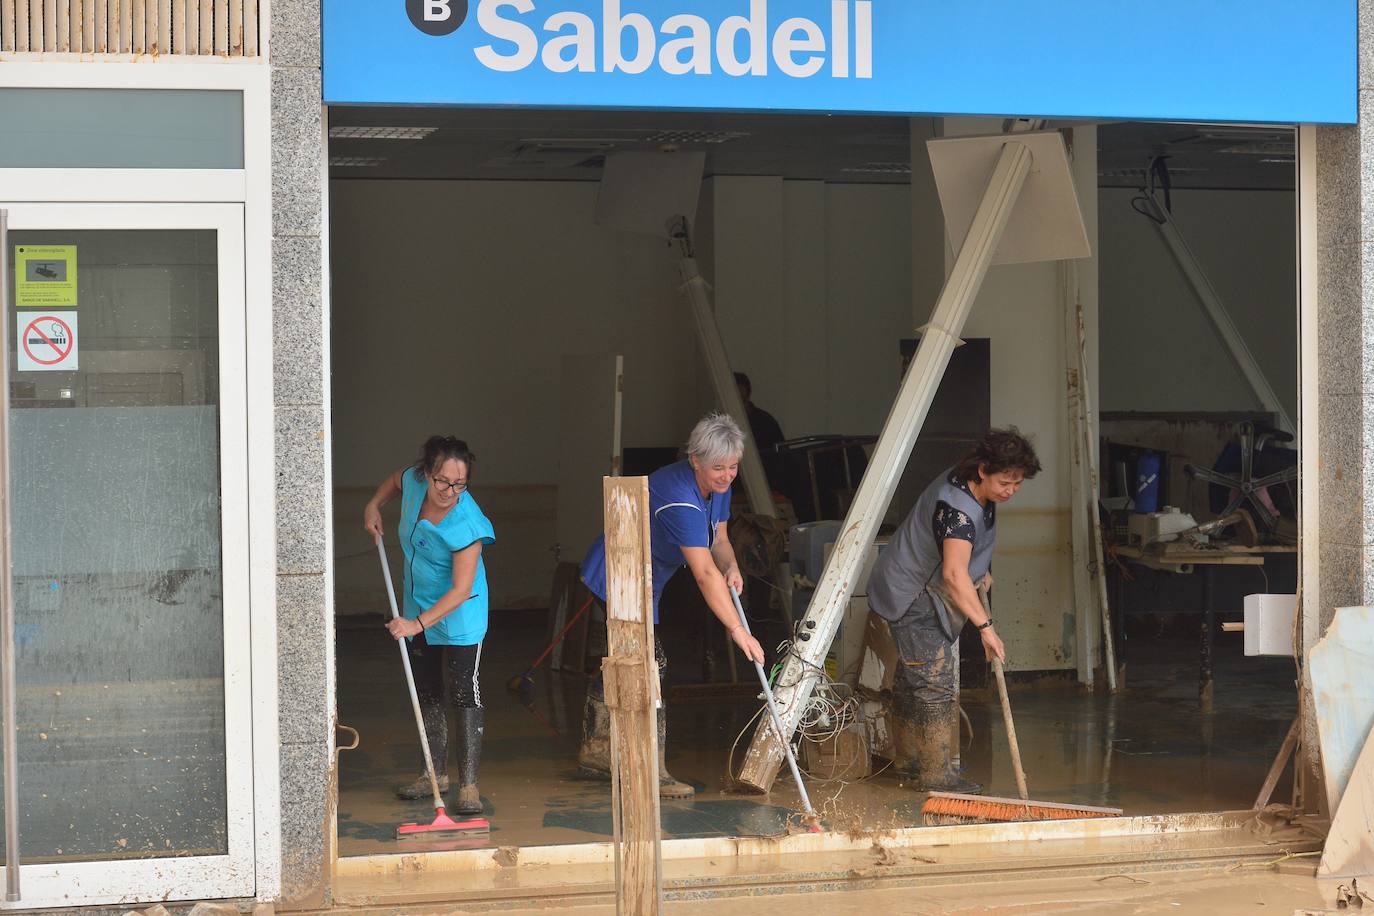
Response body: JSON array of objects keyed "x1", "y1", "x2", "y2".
[{"x1": 932, "y1": 500, "x2": 976, "y2": 544}]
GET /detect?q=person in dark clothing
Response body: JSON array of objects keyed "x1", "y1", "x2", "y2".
[
  {"x1": 867, "y1": 428, "x2": 1041, "y2": 794},
  {"x1": 734, "y1": 371, "x2": 786, "y2": 491}
]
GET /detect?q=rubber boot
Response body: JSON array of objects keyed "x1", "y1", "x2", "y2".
[
  {"x1": 578, "y1": 691, "x2": 695, "y2": 798},
  {"x1": 891, "y1": 701, "x2": 981, "y2": 794},
  {"x1": 908, "y1": 700, "x2": 982, "y2": 794},
  {"x1": 452, "y1": 706, "x2": 484, "y2": 816},
  {"x1": 396, "y1": 773, "x2": 448, "y2": 800},
  {"x1": 398, "y1": 693, "x2": 450, "y2": 799},
  {"x1": 577, "y1": 689, "x2": 614, "y2": 778},
  {"x1": 657, "y1": 707, "x2": 695, "y2": 799}
]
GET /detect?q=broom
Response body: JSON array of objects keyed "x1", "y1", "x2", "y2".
[
  {"x1": 376, "y1": 535, "x2": 491, "y2": 838},
  {"x1": 920, "y1": 583, "x2": 1122, "y2": 825}
]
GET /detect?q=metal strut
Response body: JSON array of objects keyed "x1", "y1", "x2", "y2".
[
  {"x1": 735, "y1": 139, "x2": 1037, "y2": 792},
  {"x1": 1139, "y1": 190, "x2": 1295, "y2": 435}
]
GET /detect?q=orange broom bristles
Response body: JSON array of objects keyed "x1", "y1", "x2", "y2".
[{"x1": 921, "y1": 791, "x2": 1123, "y2": 825}]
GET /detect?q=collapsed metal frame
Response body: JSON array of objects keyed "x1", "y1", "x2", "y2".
[{"x1": 735, "y1": 124, "x2": 1098, "y2": 791}]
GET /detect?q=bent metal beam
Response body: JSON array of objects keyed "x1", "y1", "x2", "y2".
[{"x1": 738, "y1": 129, "x2": 1091, "y2": 791}]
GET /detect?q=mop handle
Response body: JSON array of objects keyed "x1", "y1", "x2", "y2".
[
  {"x1": 729, "y1": 586, "x2": 817, "y2": 820},
  {"x1": 376, "y1": 535, "x2": 446, "y2": 811},
  {"x1": 979, "y1": 583, "x2": 1029, "y2": 801}
]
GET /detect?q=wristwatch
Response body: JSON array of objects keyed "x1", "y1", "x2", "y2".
[{"x1": 977, "y1": 619, "x2": 995, "y2": 631}]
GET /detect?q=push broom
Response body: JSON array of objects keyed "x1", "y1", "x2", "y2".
[
  {"x1": 920, "y1": 583, "x2": 1122, "y2": 825},
  {"x1": 730, "y1": 586, "x2": 822, "y2": 833},
  {"x1": 375, "y1": 535, "x2": 490, "y2": 838}
]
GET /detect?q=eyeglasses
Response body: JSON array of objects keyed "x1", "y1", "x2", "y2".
[{"x1": 431, "y1": 477, "x2": 467, "y2": 494}]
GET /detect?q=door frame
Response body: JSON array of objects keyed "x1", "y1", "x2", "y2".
[
  {"x1": 0, "y1": 203, "x2": 254, "y2": 909},
  {"x1": 0, "y1": 61, "x2": 277, "y2": 908}
]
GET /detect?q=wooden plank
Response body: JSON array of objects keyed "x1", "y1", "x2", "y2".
[
  {"x1": 26, "y1": 0, "x2": 38, "y2": 51},
  {"x1": 169, "y1": 0, "x2": 181, "y2": 52},
  {"x1": 144, "y1": 0, "x2": 155, "y2": 52},
  {"x1": 94, "y1": 0, "x2": 105, "y2": 51},
  {"x1": 56, "y1": 0, "x2": 68, "y2": 50},
  {"x1": 42, "y1": 0, "x2": 55, "y2": 50},
  {"x1": 118, "y1": 0, "x2": 129, "y2": 52},
  {"x1": 602, "y1": 476, "x2": 663, "y2": 916},
  {"x1": 1061, "y1": 261, "x2": 1097, "y2": 687},
  {"x1": 80, "y1": 0, "x2": 92, "y2": 52},
  {"x1": 241, "y1": 0, "x2": 254, "y2": 56},
  {"x1": 212, "y1": 0, "x2": 224, "y2": 52},
  {"x1": 1, "y1": 0, "x2": 13, "y2": 52},
  {"x1": 1253, "y1": 718, "x2": 1299, "y2": 810},
  {"x1": 226, "y1": 0, "x2": 237, "y2": 53},
  {"x1": 183, "y1": 0, "x2": 195, "y2": 53},
  {"x1": 196, "y1": 0, "x2": 208, "y2": 54},
  {"x1": 156, "y1": 0, "x2": 167, "y2": 52},
  {"x1": 15, "y1": 0, "x2": 27, "y2": 52},
  {"x1": 130, "y1": 0, "x2": 142, "y2": 51}
]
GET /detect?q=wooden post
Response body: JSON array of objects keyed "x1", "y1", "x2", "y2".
[{"x1": 601, "y1": 476, "x2": 663, "y2": 915}]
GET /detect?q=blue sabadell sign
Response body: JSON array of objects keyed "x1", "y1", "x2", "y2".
[{"x1": 323, "y1": 1, "x2": 1356, "y2": 124}]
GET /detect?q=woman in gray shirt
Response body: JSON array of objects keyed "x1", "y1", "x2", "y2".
[{"x1": 868, "y1": 428, "x2": 1041, "y2": 794}]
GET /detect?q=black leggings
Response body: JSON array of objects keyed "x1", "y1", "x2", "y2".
[{"x1": 408, "y1": 637, "x2": 482, "y2": 776}]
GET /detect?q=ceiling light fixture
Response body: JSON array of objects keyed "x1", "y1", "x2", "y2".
[
  {"x1": 329, "y1": 126, "x2": 438, "y2": 141},
  {"x1": 840, "y1": 162, "x2": 912, "y2": 174},
  {"x1": 643, "y1": 130, "x2": 751, "y2": 144},
  {"x1": 1214, "y1": 141, "x2": 1296, "y2": 156}
]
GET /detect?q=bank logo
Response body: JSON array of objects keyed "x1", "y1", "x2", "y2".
[
  {"x1": 407, "y1": 0, "x2": 469, "y2": 36},
  {"x1": 413, "y1": 1, "x2": 873, "y2": 79}
]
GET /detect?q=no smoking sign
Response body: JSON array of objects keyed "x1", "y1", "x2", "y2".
[{"x1": 17, "y1": 312, "x2": 78, "y2": 372}]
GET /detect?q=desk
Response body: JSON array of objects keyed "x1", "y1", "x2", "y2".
[{"x1": 1112, "y1": 544, "x2": 1297, "y2": 709}]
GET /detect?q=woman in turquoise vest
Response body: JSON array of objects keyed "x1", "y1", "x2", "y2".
[{"x1": 363, "y1": 436, "x2": 496, "y2": 816}]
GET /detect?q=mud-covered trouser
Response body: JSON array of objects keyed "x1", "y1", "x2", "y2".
[
  {"x1": 409, "y1": 636, "x2": 483, "y2": 778},
  {"x1": 886, "y1": 597, "x2": 977, "y2": 791},
  {"x1": 888, "y1": 598, "x2": 959, "y2": 713}
]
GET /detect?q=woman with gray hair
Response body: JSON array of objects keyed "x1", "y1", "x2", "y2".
[{"x1": 576, "y1": 412, "x2": 766, "y2": 798}]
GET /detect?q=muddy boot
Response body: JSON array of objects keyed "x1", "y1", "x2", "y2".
[
  {"x1": 657, "y1": 708, "x2": 695, "y2": 799},
  {"x1": 577, "y1": 689, "x2": 613, "y2": 779},
  {"x1": 453, "y1": 706, "x2": 484, "y2": 816},
  {"x1": 907, "y1": 701, "x2": 982, "y2": 795},
  {"x1": 396, "y1": 773, "x2": 448, "y2": 800}
]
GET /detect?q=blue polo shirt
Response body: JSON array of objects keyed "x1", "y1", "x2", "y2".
[
  {"x1": 580, "y1": 460, "x2": 732, "y2": 623},
  {"x1": 399, "y1": 469, "x2": 496, "y2": 646}
]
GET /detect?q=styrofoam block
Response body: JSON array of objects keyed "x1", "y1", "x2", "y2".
[{"x1": 1243, "y1": 593, "x2": 1297, "y2": 657}]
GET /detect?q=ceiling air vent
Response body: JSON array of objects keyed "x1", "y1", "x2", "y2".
[
  {"x1": 841, "y1": 162, "x2": 913, "y2": 175},
  {"x1": 643, "y1": 130, "x2": 750, "y2": 145},
  {"x1": 329, "y1": 126, "x2": 438, "y2": 141},
  {"x1": 330, "y1": 156, "x2": 388, "y2": 168}
]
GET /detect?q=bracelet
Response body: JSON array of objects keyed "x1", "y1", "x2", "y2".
[
  {"x1": 418, "y1": 617, "x2": 427, "y2": 630},
  {"x1": 977, "y1": 619, "x2": 995, "y2": 631}
]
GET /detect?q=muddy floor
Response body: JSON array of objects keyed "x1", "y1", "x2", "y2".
[
  {"x1": 581, "y1": 871, "x2": 1331, "y2": 915},
  {"x1": 335, "y1": 605, "x2": 1298, "y2": 856}
]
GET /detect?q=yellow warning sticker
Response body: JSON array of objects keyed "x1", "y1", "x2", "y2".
[{"x1": 14, "y1": 245, "x2": 77, "y2": 308}]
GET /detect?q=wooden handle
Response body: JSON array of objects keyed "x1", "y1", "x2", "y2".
[
  {"x1": 993, "y1": 658, "x2": 1029, "y2": 801},
  {"x1": 980, "y1": 582, "x2": 1029, "y2": 801}
]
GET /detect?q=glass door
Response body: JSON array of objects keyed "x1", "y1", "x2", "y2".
[{"x1": 0, "y1": 204, "x2": 251, "y2": 908}]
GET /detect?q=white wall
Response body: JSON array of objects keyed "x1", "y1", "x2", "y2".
[
  {"x1": 706, "y1": 177, "x2": 915, "y2": 438},
  {"x1": 1098, "y1": 187, "x2": 1296, "y2": 419}
]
